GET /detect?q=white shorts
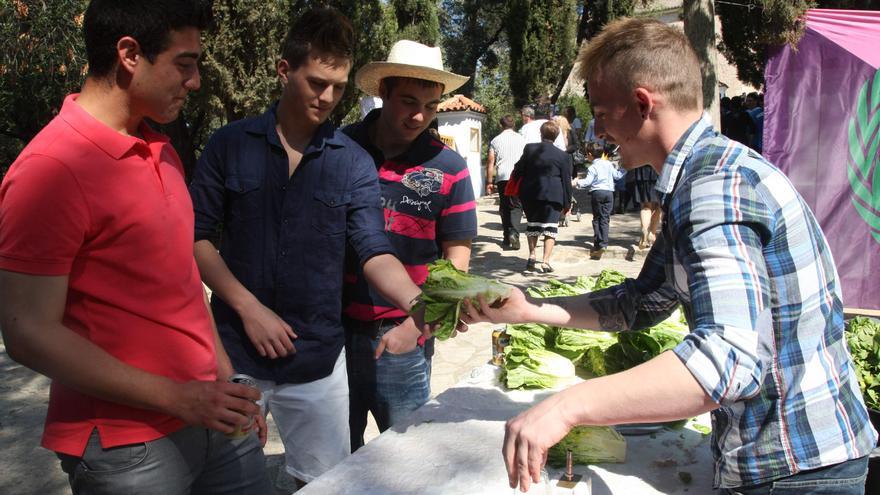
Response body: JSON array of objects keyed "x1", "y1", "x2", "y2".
[{"x1": 254, "y1": 350, "x2": 350, "y2": 482}]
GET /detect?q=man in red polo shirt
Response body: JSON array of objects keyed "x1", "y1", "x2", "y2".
[{"x1": 0, "y1": 1, "x2": 272, "y2": 493}]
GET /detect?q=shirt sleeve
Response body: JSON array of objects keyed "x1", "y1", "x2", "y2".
[
  {"x1": 346, "y1": 151, "x2": 395, "y2": 265},
  {"x1": 669, "y1": 170, "x2": 774, "y2": 406},
  {"x1": 189, "y1": 131, "x2": 227, "y2": 243},
  {"x1": 0, "y1": 155, "x2": 90, "y2": 275},
  {"x1": 437, "y1": 160, "x2": 477, "y2": 242}
]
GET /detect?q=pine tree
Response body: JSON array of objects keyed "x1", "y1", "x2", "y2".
[
  {"x1": 506, "y1": 0, "x2": 578, "y2": 108},
  {"x1": 391, "y1": 0, "x2": 441, "y2": 45}
]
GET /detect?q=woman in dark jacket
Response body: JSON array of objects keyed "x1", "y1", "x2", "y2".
[{"x1": 511, "y1": 120, "x2": 572, "y2": 273}]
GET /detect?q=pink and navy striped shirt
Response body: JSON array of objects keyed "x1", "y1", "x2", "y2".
[{"x1": 342, "y1": 110, "x2": 478, "y2": 339}]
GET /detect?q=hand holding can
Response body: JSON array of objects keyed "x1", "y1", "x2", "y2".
[{"x1": 226, "y1": 373, "x2": 260, "y2": 439}]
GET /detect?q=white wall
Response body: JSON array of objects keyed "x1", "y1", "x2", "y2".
[{"x1": 437, "y1": 111, "x2": 486, "y2": 198}]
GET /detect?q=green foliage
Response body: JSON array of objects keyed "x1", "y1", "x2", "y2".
[
  {"x1": 473, "y1": 45, "x2": 517, "y2": 158},
  {"x1": 527, "y1": 275, "x2": 596, "y2": 298},
  {"x1": 547, "y1": 425, "x2": 626, "y2": 467},
  {"x1": 182, "y1": 0, "x2": 289, "y2": 160},
  {"x1": 845, "y1": 316, "x2": 880, "y2": 410},
  {"x1": 718, "y1": 0, "x2": 880, "y2": 90},
  {"x1": 439, "y1": 0, "x2": 508, "y2": 97},
  {"x1": 557, "y1": 91, "x2": 593, "y2": 125},
  {"x1": 502, "y1": 346, "x2": 576, "y2": 389},
  {"x1": 0, "y1": 0, "x2": 88, "y2": 171},
  {"x1": 506, "y1": 0, "x2": 578, "y2": 107},
  {"x1": 412, "y1": 259, "x2": 512, "y2": 340},
  {"x1": 391, "y1": 0, "x2": 440, "y2": 45}
]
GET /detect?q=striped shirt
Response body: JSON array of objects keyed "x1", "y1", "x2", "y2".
[
  {"x1": 342, "y1": 110, "x2": 478, "y2": 327},
  {"x1": 600, "y1": 115, "x2": 877, "y2": 488},
  {"x1": 489, "y1": 129, "x2": 526, "y2": 181}
]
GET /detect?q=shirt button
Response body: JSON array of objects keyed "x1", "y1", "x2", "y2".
[
  {"x1": 283, "y1": 218, "x2": 289, "y2": 224},
  {"x1": 281, "y1": 185, "x2": 287, "y2": 191},
  {"x1": 281, "y1": 250, "x2": 287, "y2": 256},
  {"x1": 329, "y1": 199, "x2": 336, "y2": 206}
]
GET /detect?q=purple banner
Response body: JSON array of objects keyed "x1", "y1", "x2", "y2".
[{"x1": 764, "y1": 9, "x2": 880, "y2": 310}]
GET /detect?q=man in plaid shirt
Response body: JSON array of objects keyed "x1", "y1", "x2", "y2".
[{"x1": 461, "y1": 17, "x2": 877, "y2": 494}]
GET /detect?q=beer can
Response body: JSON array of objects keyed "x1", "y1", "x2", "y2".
[
  {"x1": 491, "y1": 327, "x2": 509, "y2": 366},
  {"x1": 226, "y1": 373, "x2": 259, "y2": 439}
]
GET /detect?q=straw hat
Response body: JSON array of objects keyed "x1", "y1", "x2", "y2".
[{"x1": 355, "y1": 40, "x2": 469, "y2": 97}]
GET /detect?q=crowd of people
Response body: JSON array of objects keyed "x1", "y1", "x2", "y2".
[{"x1": 0, "y1": 2, "x2": 874, "y2": 495}]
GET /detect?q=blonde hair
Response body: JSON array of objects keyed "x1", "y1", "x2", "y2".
[
  {"x1": 577, "y1": 17, "x2": 702, "y2": 112},
  {"x1": 553, "y1": 115, "x2": 571, "y2": 147}
]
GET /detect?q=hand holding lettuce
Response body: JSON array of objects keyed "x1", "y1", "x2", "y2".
[{"x1": 410, "y1": 259, "x2": 512, "y2": 340}]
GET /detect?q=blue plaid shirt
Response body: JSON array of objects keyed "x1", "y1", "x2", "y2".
[{"x1": 605, "y1": 115, "x2": 877, "y2": 488}]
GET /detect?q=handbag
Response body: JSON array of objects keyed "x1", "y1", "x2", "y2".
[{"x1": 504, "y1": 175, "x2": 522, "y2": 196}]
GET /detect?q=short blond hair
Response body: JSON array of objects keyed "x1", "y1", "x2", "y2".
[{"x1": 577, "y1": 17, "x2": 702, "y2": 112}]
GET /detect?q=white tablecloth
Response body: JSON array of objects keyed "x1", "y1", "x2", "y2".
[{"x1": 298, "y1": 365, "x2": 719, "y2": 494}]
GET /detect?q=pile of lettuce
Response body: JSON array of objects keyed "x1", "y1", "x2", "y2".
[
  {"x1": 845, "y1": 316, "x2": 880, "y2": 411},
  {"x1": 411, "y1": 259, "x2": 512, "y2": 340},
  {"x1": 502, "y1": 346, "x2": 576, "y2": 389},
  {"x1": 547, "y1": 426, "x2": 627, "y2": 467},
  {"x1": 501, "y1": 270, "x2": 689, "y2": 388}
]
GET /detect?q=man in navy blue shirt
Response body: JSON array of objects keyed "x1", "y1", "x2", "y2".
[{"x1": 189, "y1": 8, "x2": 426, "y2": 488}]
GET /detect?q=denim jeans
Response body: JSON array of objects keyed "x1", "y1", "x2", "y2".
[
  {"x1": 590, "y1": 190, "x2": 614, "y2": 249},
  {"x1": 346, "y1": 330, "x2": 431, "y2": 451},
  {"x1": 57, "y1": 426, "x2": 271, "y2": 495},
  {"x1": 722, "y1": 456, "x2": 868, "y2": 495}
]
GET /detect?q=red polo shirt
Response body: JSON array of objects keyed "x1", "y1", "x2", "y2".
[{"x1": 0, "y1": 94, "x2": 216, "y2": 456}]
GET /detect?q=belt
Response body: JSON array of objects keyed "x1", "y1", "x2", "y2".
[{"x1": 344, "y1": 316, "x2": 405, "y2": 338}]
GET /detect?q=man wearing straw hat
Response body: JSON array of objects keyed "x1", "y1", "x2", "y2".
[
  {"x1": 189, "y1": 10, "x2": 431, "y2": 487},
  {"x1": 341, "y1": 40, "x2": 478, "y2": 451}
]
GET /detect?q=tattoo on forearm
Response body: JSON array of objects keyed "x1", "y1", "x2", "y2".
[
  {"x1": 598, "y1": 314, "x2": 625, "y2": 331},
  {"x1": 588, "y1": 289, "x2": 627, "y2": 331}
]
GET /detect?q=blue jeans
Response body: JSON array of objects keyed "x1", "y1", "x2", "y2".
[
  {"x1": 345, "y1": 329, "x2": 431, "y2": 452},
  {"x1": 722, "y1": 456, "x2": 868, "y2": 495},
  {"x1": 57, "y1": 426, "x2": 271, "y2": 494}
]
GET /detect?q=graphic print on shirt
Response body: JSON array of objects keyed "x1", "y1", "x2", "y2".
[{"x1": 402, "y1": 168, "x2": 444, "y2": 198}]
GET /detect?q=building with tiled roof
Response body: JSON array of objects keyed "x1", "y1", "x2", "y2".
[{"x1": 436, "y1": 94, "x2": 488, "y2": 198}]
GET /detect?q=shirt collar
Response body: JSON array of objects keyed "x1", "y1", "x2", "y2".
[
  {"x1": 347, "y1": 108, "x2": 440, "y2": 164},
  {"x1": 245, "y1": 101, "x2": 345, "y2": 153},
  {"x1": 655, "y1": 112, "x2": 714, "y2": 196},
  {"x1": 58, "y1": 94, "x2": 169, "y2": 160}
]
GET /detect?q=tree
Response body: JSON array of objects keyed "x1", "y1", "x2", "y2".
[
  {"x1": 683, "y1": 0, "x2": 720, "y2": 124},
  {"x1": 506, "y1": 0, "x2": 578, "y2": 108},
  {"x1": 0, "y1": 0, "x2": 88, "y2": 171},
  {"x1": 439, "y1": 0, "x2": 508, "y2": 97},
  {"x1": 717, "y1": 0, "x2": 880, "y2": 89},
  {"x1": 391, "y1": 0, "x2": 440, "y2": 45}
]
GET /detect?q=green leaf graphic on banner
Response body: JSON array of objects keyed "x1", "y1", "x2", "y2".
[{"x1": 847, "y1": 68, "x2": 880, "y2": 244}]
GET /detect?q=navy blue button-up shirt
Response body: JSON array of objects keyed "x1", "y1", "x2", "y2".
[{"x1": 189, "y1": 103, "x2": 394, "y2": 384}]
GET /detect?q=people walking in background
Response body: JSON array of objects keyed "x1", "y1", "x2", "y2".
[
  {"x1": 513, "y1": 121, "x2": 572, "y2": 273},
  {"x1": 189, "y1": 9, "x2": 429, "y2": 488},
  {"x1": 0, "y1": 2, "x2": 274, "y2": 493},
  {"x1": 519, "y1": 105, "x2": 565, "y2": 149},
  {"x1": 342, "y1": 39, "x2": 477, "y2": 451},
  {"x1": 575, "y1": 146, "x2": 625, "y2": 260},
  {"x1": 565, "y1": 105, "x2": 584, "y2": 139},
  {"x1": 720, "y1": 95, "x2": 754, "y2": 147},
  {"x1": 631, "y1": 164, "x2": 661, "y2": 249},
  {"x1": 745, "y1": 92, "x2": 764, "y2": 154},
  {"x1": 487, "y1": 114, "x2": 526, "y2": 249}
]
